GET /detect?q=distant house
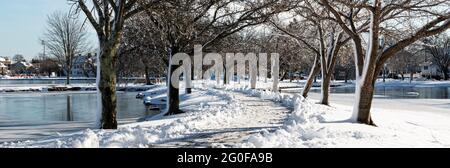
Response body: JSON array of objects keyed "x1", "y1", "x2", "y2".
[
  {"x1": 71, "y1": 53, "x2": 97, "y2": 77},
  {"x1": 420, "y1": 61, "x2": 450, "y2": 79},
  {"x1": 0, "y1": 57, "x2": 11, "y2": 75},
  {"x1": 11, "y1": 62, "x2": 34, "y2": 75},
  {"x1": 0, "y1": 63, "x2": 7, "y2": 75}
]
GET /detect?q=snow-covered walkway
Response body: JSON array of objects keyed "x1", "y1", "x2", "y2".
[{"x1": 155, "y1": 88, "x2": 290, "y2": 147}]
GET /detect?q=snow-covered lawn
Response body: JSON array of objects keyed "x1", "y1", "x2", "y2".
[
  {"x1": 241, "y1": 96, "x2": 450, "y2": 148},
  {"x1": 1, "y1": 81, "x2": 449, "y2": 148}
]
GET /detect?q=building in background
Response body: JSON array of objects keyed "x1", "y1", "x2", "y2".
[
  {"x1": 420, "y1": 62, "x2": 450, "y2": 79},
  {"x1": 11, "y1": 61, "x2": 34, "y2": 75},
  {"x1": 71, "y1": 53, "x2": 97, "y2": 78},
  {"x1": 0, "y1": 56, "x2": 12, "y2": 75}
]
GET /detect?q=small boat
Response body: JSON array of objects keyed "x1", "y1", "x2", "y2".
[
  {"x1": 136, "y1": 92, "x2": 145, "y2": 99},
  {"x1": 143, "y1": 96, "x2": 152, "y2": 105},
  {"x1": 406, "y1": 92, "x2": 420, "y2": 96}
]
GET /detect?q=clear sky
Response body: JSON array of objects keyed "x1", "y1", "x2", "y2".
[{"x1": 0, "y1": 0, "x2": 96, "y2": 60}]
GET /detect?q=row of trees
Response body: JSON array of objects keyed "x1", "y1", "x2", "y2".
[
  {"x1": 67, "y1": 0, "x2": 449, "y2": 129},
  {"x1": 271, "y1": 0, "x2": 450, "y2": 125}
]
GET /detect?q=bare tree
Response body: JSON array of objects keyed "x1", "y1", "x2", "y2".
[
  {"x1": 145, "y1": 0, "x2": 296, "y2": 115},
  {"x1": 335, "y1": 44, "x2": 355, "y2": 83},
  {"x1": 270, "y1": 17, "x2": 322, "y2": 98},
  {"x1": 13, "y1": 54, "x2": 26, "y2": 63},
  {"x1": 320, "y1": 0, "x2": 450, "y2": 125},
  {"x1": 270, "y1": 1, "x2": 368, "y2": 105},
  {"x1": 424, "y1": 34, "x2": 450, "y2": 80},
  {"x1": 43, "y1": 11, "x2": 90, "y2": 85},
  {"x1": 121, "y1": 14, "x2": 167, "y2": 85},
  {"x1": 70, "y1": 0, "x2": 160, "y2": 129}
]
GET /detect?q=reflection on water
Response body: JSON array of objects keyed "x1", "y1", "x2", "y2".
[
  {"x1": 67, "y1": 95, "x2": 73, "y2": 121},
  {"x1": 0, "y1": 92, "x2": 160, "y2": 122},
  {"x1": 307, "y1": 86, "x2": 450, "y2": 99}
]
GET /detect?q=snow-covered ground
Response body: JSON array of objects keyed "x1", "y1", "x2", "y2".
[
  {"x1": 1, "y1": 80, "x2": 449, "y2": 148},
  {"x1": 242, "y1": 93, "x2": 450, "y2": 148},
  {"x1": 0, "y1": 84, "x2": 290, "y2": 148}
]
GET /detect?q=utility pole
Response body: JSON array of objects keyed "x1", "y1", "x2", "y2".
[{"x1": 41, "y1": 40, "x2": 46, "y2": 59}]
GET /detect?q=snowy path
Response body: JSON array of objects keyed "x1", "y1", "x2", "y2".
[{"x1": 154, "y1": 89, "x2": 290, "y2": 147}]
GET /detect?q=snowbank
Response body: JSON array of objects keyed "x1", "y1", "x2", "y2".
[
  {"x1": 0, "y1": 86, "x2": 251, "y2": 148},
  {"x1": 238, "y1": 88, "x2": 450, "y2": 148}
]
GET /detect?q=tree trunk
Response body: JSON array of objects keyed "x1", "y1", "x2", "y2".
[
  {"x1": 353, "y1": 78, "x2": 376, "y2": 126},
  {"x1": 186, "y1": 87, "x2": 192, "y2": 94},
  {"x1": 223, "y1": 65, "x2": 228, "y2": 84},
  {"x1": 410, "y1": 72, "x2": 413, "y2": 83},
  {"x1": 302, "y1": 55, "x2": 320, "y2": 98},
  {"x1": 320, "y1": 74, "x2": 332, "y2": 105},
  {"x1": 144, "y1": 65, "x2": 152, "y2": 85},
  {"x1": 185, "y1": 74, "x2": 192, "y2": 94},
  {"x1": 66, "y1": 73, "x2": 70, "y2": 85},
  {"x1": 186, "y1": 65, "x2": 194, "y2": 94},
  {"x1": 290, "y1": 71, "x2": 294, "y2": 82},
  {"x1": 165, "y1": 47, "x2": 184, "y2": 115},
  {"x1": 66, "y1": 67, "x2": 71, "y2": 85},
  {"x1": 280, "y1": 71, "x2": 288, "y2": 81},
  {"x1": 442, "y1": 67, "x2": 449, "y2": 80},
  {"x1": 344, "y1": 70, "x2": 348, "y2": 83},
  {"x1": 99, "y1": 45, "x2": 118, "y2": 129}
]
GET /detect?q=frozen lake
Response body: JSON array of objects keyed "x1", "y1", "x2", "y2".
[
  {"x1": 0, "y1": 92, "x2": 159, "y2": 122},
  {"x1": 284, "y1": 86, "x2": 450, "y2": 99},
  {"x1": 0, "y1": 79, "x2": 96, "y2": 85}
]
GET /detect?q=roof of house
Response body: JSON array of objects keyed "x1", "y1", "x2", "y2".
[
  {"x1": 419, "y1": 61, "x2": 433, "y2": 66},
  {"x1": 14, "y1": 62, "x2": 33, "y2": 68}
]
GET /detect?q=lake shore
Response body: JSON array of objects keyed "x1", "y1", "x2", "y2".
[{"x1": 0, "y1": 83, "x2": 158, "y2": 92}]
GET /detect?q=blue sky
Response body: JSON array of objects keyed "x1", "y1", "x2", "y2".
[{"x1": 0, "y1": 0, "x2": 96, "y2": 60}]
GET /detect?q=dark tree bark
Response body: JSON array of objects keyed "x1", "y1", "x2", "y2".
[
  {"x1": 302, "y1": 54, "x2": 320, "y2": 98},
  {"x1": 354, "y1": 79, "x2": 376, "y2": 126},
  {"x1": 66, "y1": 67, "x2": 71, "y2": 85},
  {"x1": 99, "y1": 42, "x2": 119, "y2": 129},
  {"x1": 344, "y1": 70, "x2": 349, "y2": 83},
  {"x1": 280, "y1": 71, "x2": 288, "y2": 81},
  {"x1": 144, "y1": 65, "x2": 153, "y2": 85},
  {"x1": 165, "y1": 47, "x2": 184, "y2": 115},
  {"x1": 442, "y1": 67, "x2": 449, "y2": 80}
]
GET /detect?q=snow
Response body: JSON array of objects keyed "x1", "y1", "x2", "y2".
[
  {"x1": 239, "y1": 86, "x2": 450, "y2": 148},
  {"x1": 0, "y1": 83, "x2": 290, "y2": 148},
  {"x1": 1, "y1": 80, "x2": 450, "y2": 148}
]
